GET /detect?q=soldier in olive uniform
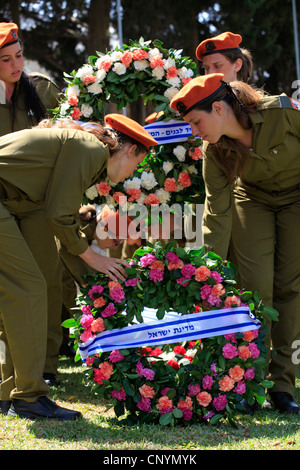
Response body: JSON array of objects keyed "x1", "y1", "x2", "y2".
[
  {"x1": 0, "y1": 22, "x2": 70, "y2": 386},
  {"x1": 170, "y1": 73, "x2": 300, "y2": 414},
  {"x1": 0, "y1": 115, "x2": 157, "y2": 419}
]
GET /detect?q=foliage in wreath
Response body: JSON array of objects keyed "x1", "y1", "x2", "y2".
[
  {"x1": 55, "y1": 38, "x2": 203, "y2": 215},
  {"x1": 83, "y1": 136, "x2": 205, "y2": 217},
  {"x1": 64, "y1": 242, "x2": 278, "y2": 427}
]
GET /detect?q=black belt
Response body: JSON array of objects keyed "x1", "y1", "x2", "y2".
[{"x1": 239, "y1": 180, "x2": 300, "y2": 196}]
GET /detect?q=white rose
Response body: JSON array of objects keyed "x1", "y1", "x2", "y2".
[
  {"x1": 148, "y1": 47, "x2": 163, "y2": 59},
  {"x1": 140, "y1": 171, "x2": 158, "y2": 190},
  {"x1": 137, "y1": 192, "x2": 146, "y2": 204},
  {"x1": 155, "y1": 188, "x2": 171, "y2": 204},
  {"x1": 81, "y1": 103, "x2": 93, "y2": 118},
  {"x1": 123, "y1": 177, "x2": 141, "y2": 191},
  {"x1": 152, "y1": 67, "x2": 165, "y2": 80},
  {"x1": 163, "y1": 161, "x2": 174, "y2": 174},
  {"x1": 96, "y1": 69, "x2": 107, "y2": 82},
  {"x1": 105, "y1": 195, "x2": 117, "y2": 206},
  {"x1": 111, "y1": 51, "x2": 123, "y2": 62},
  {"x1": 187, "y1": 164, "x2": 198, "y2": 175},
  {"x1": 59, "y1": 102, "x2": 70, "y2": 115},
  {"x1": 133, "y1": 59, "x2": 149, "y2": 71},
  {"x1": 76, "y1": 64, "x2": 93, "y2": 80},
  {"x1": 85, "y1": 185, "x2": 98, "y2": 200},
  {"x1": 164, "y1": 87, "x2": 179, "y2": 100},
  {"x1": 173, "y1": 145, "x2": 186, "y2": 162},
  {"x1": 177, "y1": 66, "x2": 194, "y2": 79},
  {"x1": 163, "y1": 58, "x2": 176, "y2": 70},
  {"x1": 67, "y1": 85, "x2": 80, "y2": 97},
  {"x1": 112, "y1": 62, "x2": 127, "y2": 75},
  {"x1": 95, "y1": 55, "x2": 112, "y2": 69},
  {"x1": 87, "y1": 83, "x2": 102, "y2": 95},
  {"x1": 166, "y1": 76, "x2": 181, "y2": 88}
]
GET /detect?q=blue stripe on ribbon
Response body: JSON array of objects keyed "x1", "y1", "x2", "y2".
[{"x1": 78, "y1": 307, "x2": 261, "y2": 360}]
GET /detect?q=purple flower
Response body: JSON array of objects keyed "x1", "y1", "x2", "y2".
[
  {"x1": 248, "y1": 343, "x2": 260, "y2": 358},
  {"x1": 234, "y1": 380, "x2": 246, "y2": 395},
  {"x1": 181, "y1": 263, "x2": 196, "y2": 279},
  {"x1": 110, "y1": 288, "x2": 125, "y2": 303},
  {"x1": 210, "y1": 271, "x2": 223, "y2": 283},
  {"x1": 136, "y1": 396, "x2": 151, "y2": 412},
  {"x1": 213, "y1": 394, "x2": 227, "y2": 411},
  {"x1": 222, "y1": 343, "x2": 238, "y2": 359},
  {"x1": 88, "y1": 284, "x2": 104, "y2": 300},
  {"x1": 165, "y1": 252, "x2": 179, "y2": 263},
  {"x1": 140, "y1": 254, "x2": 157, "y2": 267},
  {"x1": 125, "y1": 278, "x2": 138, "y2": 287},
  {"x1": 244, "y1": 367, "x2": 255, "y2": 380},
  {"x1": 200, "y1": 285, "x2": 212, "y2": 300},
  {"x1": 142, "y1": 367, "x2": 155, "y2": 380},
  {"x1": 202, "y1": 375, "x2": 213, "y2": 390},
  {"x1": 80, "y1": 314, "x2": 94, "y2": 330},
  {"x1": 101, "y1": 302, "x2": 117, "y2": 318},
  {"x1": 111, "y1": 388, "x2": 126, "y2": 401},
  {"x1": 187, "y1": 384, "x2": 201, "y2": 396},
  {"x1": 149, "y1": 269, "x2": 164, "y2": 283},
  {"x1": 109, "y1": 350, "x2": 125, "y2": 363}
]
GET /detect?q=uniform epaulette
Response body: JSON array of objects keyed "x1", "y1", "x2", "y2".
[{"x1": 278, "y1": 94, "x2": 300, "y2": 110}]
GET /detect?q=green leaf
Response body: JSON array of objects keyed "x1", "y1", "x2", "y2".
[
  {"x1": 209, "y1": 413, "x2": 223, "y2": 425},
  {"x1": 172, "y1": 408, "x2": 183, "y2": 418},
  {"x1": 159, "y1": 412, "x2": 173, "y2": 425},
  {"x1": 61, "y1": 318, "x2": 78, "y2": 328}
]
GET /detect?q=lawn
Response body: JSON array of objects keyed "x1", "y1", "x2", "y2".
[{"x1": 0, "y1": 357, "x2": 299, "y2": 451}]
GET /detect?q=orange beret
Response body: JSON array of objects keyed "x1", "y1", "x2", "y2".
[
  {"x1": 105, "y1": 113, "x2": 158, "y2": 149},
  {"x1": 170, "y1": 73, "x2": 225, "y2": 116},
  {"x1": 196, "y1": 32, "x2": 242, "y2": 62},
  {"x1": 0, "y1": 22, "x2": 19, "y2": 49},
  {"x1": 144, "y1": 111, "x2": 164, "y2": 124}
]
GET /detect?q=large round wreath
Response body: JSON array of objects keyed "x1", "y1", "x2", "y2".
[
  {"x1": 56, "y1": 38, "x2": 205, "y2": 213},
  {"x1": 58, "y1": 40, "x2": 278, "y2": 426},
  {"x1": 64, "y1": 242, "x2": 277, "y2": 426}
]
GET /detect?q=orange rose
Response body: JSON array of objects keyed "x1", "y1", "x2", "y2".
[
  {"x1": 195, "y1": 266, "x2": 211, "y2": 282},
  {"x1": 178, "y1": 396, "x2": 193, "y2": 410},
  {"x1": 218, "y1": 375, "x2": 235, "y2": 392},
  {"x1": 156, "y1": 396, "x2": 173, "y2": 411},
  {"x1": 196, "y1": 391, "x2": 212, "y2": 407},
  {"x1": 93, "y1": 296, "x2": 106, "y2": 308},
  {"x1": 238, "y1": 345, "x2": 251, "y2": 361},
  {"x1": 229, "y1": 365, "x2": 245, "y2": 382},
  {"x1": 91, "y1": 317, "x2": 105, "y2": 333},
  {"x1": 139, "y1": 384, "x2": 155, "y2": 399}
]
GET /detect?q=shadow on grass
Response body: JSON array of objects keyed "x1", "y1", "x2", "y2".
[{"x1": 24, "y1": 358, "x2": 300, "y2": 450}]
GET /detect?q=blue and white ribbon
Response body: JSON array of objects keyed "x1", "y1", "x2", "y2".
[
  {"x1": 78, "y1": 306, "x2": 261, "y2": 361},
  {"x1": 144, "y1": 119, "x2": 193, "y2": 144}
]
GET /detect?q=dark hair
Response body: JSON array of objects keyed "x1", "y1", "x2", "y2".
[
  {"x1": 196, "y1": 81, "x2": 265, "y2": 181},
  {"x1": 11, "y1": 71, "x2": 47, "y2": 126}
]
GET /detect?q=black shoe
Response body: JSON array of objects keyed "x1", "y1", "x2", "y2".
[
  {"x1": 8, "y1": 396, "x2": 82, "y2": 421},
  {"x1": 0, "y1": 400, "x2": 11, "y2": 415},
  {"x1": 270, "y1": 392, "x2": 299, "y2": 414},
  {"x1": 43, "y1": 373, "x2": 60, "y2": 387}
]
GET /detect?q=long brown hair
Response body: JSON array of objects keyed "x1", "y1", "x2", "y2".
[
  {"x1": 35, "y1": 118, "x2": 147, "y2": 156},
  {"x1": 199, "y1": 81, "x2": 265, "y2": 182}
]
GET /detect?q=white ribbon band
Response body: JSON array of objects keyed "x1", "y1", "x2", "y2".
[
  {"x1": 144, "y1": 119, "x2": 193, "y2": 144},
  {"x1": 78, "y1": 306, "x2": 261, "y2": 361}
]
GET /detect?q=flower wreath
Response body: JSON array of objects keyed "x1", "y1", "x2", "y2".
[
  {"x1": 64, "y1": 242, "x2": 278, "y2": 427},
  {"x1": 55, "y1": 38, "x2": 204, "y2": 215}
]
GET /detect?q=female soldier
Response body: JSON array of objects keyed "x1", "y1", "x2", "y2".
[
  {"x1": 0, "y1": 114, "x2": 157, "y2": 420},
  {"x1": 170, "y1": 73, "x2": 300, "y2": 414},
  {"x1": 0, "y1": 22, "x2": 68, "y2": 386},
  {"x1": 195, "y1": 31, "x2": 253, "y2": 83}
]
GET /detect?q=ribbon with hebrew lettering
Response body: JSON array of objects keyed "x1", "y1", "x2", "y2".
[
  {"x1": 144, "y1": 119, "x2": 193, "y2": 144},
  {"x1": 78, "y1": 306, "x2": 261, "y2": 361}
]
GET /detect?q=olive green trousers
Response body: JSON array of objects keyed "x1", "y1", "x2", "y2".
[
  {"x1": 0, "y1": 200, "x2": 62, "y2": 401},
  {"x1": 231, "y1": 183, "x2": 300, "y2": 396}
]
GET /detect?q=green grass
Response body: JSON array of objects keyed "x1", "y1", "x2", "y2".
[{"x1": 0, "y1": 357, "x2": 299, "y2": 450}]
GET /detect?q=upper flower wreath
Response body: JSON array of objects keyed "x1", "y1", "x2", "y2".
[{"x1": 56, "y1": 38, "x2": 198, "y2": 122}]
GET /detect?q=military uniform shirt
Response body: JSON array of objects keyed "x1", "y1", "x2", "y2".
[
  {"x1": 202, "y1": 94, "x2": 300, "y2": 259},
  {"x1": 0, "y1": 127, "x2": 109, "y2": 255}
]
